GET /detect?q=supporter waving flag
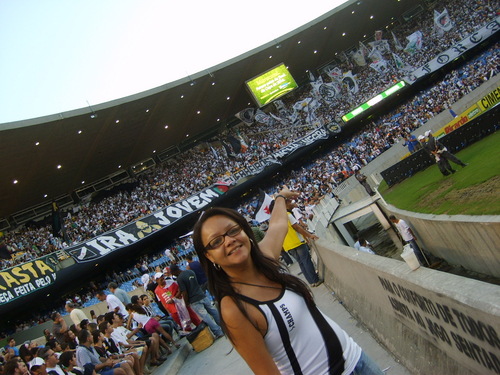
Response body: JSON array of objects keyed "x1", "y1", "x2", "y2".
[{"x1": 254, "y1": 189, "x2": 273, "y2": 223}]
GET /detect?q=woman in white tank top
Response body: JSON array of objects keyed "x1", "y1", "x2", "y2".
[{"x1": 192, "y1": 186, "x2": 384, "y2": 375}]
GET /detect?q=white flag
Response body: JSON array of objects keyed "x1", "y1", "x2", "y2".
[
  {"x1": 342, "y1": 71, "x2": 358, "y2": 94},
  {"x1": 368, "y1": 47, "x2": 384, "y2": 62},
  {"x1": 391, "y1": 31, "x2": 403, "y2": 51},
  {"x1": 370, "y1": 60, "x2": 389, "y2": 73},
  {"x1": 404, "y1": 31, "x2": 423, "y2": 55},
  {"x1": 254, "y1": 190, "x2": 273, "y2": 223},
  {"x1": 351, "y1": 49, "x2": 366, "y2": 66},
  {"x1": 434, "y1": 9, "x2": 453, "y2": 32}
]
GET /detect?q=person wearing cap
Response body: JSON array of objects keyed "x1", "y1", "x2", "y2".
[
  {"x1": 422, "y1": 130, "x2": 467, "y2": 175},
  {"x1": 154, "y1": 271, "x2": 201, "y2": 330},
  {"x1": 29, "y1": 356, "x2": 46, "y2": 372},
  {"x1": 169, "y1": 264, "x2": 224, "y2": 338}
]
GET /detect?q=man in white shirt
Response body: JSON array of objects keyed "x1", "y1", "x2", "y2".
[
  {"x1": 390, "y1": 215, "x2": 428, "y2": 266},
  {"x1": 96, "y1": 291, "x2": 128, "y2": 319}
]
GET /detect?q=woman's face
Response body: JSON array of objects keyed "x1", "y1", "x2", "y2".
[
  {"x1": 201, "y1": 215, "x2": 251, "y2": 268},
  {"x1": 17, "y1": 360, "x2": 28, "y2": 375}
]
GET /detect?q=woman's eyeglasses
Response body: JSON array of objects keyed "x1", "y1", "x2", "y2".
[{"x1": 205, "y1": 225, "x2": 242, "y2": 250}]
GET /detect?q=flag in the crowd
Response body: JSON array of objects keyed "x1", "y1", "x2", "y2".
[
  {"x1": 359, "y1": 41, "x2": 370, "y2": 57},
  {"x1": 319, "y1": 82, "x2": 340, "y2": 103},
  {"x1": 326, "y1": 67, "x2": 343, "y2": 80},
  {"x1": 370, "y1": 60, "x2": 389, "y2": 73},
  {"x1": 306, "y1": 99, "x2": 321, "y2": 123},
  {"x1": 368, "y1": 47, "x2": 384, "y2": 62},
  {"x1": 391, "y1": 31, "x2": 403, "y2": 51},
  {"x1": 351, "y1": 49, "x2": 366, "y2": 66},
  {"x1": 369, "y1": 40, "x2": 391, "y2": 55},
  {"x1": 293, "y1": 98, "x2": 313, "y2": 112},
  {"x1": 255, "y1": 109, "x2": 274, "y2": 125},
  {"x1": 273, "y1": 100, "x2": 286, "y2": 112},
  {"x1": 51, "y1": 201, "x2": 63, "y2": 238},
  {"x1": 434, "y1": 9, "x2": 453, "y2": 32},
  {"x1": 404, "y1": 31, "x2": 423, "y2": 54},
  {"x1": 237, "y1": 131, "x2": 249, "y2": 153},
  {"x1": 342, "y1": 71, "x2": 359, "y2": 94},
  {"x1": 235, "y1": 108, "x2": 255, "y2": 125},
  {"x1": 209, "y1": 144, "x2": 219, "y2": 159},
  {"x1": 309, "y1": 73, "x2": 324, "y2": 95},
  {"x1": 221, "y1": 140, "x2": 235, "y2": 158},
  {"x1": 269, "y1": 112, "x2": 287, "y2": 125},
  {"x1": 392, "y1": 53, "x2": 405, "y2": 70},
  {"x1": 254, "y1": 190, "x2": 274, "y2": 223},
  {"x1": 227, "y1": 135, "x2": 241, "y2": 154},
  {"x1": 338, "y1": 51, "x2": 349, "y2": 63}
]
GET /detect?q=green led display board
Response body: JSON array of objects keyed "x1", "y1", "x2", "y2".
[
  {"x1": 245, "y1": 63, "x2": 298, "y2": 107},
  {"x1": 342, "y1": 81, "x2": 406, "y2": 122}
]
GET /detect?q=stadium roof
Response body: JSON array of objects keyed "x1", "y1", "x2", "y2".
[{"x1": 0, "y1": 0, "x2": 420, "y2": 220}]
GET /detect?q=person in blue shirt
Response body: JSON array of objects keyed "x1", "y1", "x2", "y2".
[
  {"x1": 403, "y1": 134, "x2": 421, "y2": 154},
  {"x1": 185, "y1": 254, "x2": 208, "y2": 293},
  {"x1": 4, "y1": 337, "x2": 19, "y2": 356}
]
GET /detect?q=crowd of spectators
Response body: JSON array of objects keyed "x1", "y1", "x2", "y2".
[
  {"x1": 1, "y1": 0, "x2": 498, "y2": 270},
  {"x1": 1, "y1": 0, "x2": 499, "y2": 339}
]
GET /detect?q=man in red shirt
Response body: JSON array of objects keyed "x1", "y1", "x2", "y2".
[{"x1": 154, "y1": 272, "x2": 201, "y2": 330}]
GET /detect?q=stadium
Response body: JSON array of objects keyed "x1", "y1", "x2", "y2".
[{"x1": 1, "y1": 0, "x2": 499, "y2": 374}]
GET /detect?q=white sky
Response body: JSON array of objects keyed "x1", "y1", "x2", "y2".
[{"x1": 0, "y1": 0, "x2": 348, "y2": 124}]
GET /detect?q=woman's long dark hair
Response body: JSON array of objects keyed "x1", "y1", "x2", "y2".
[{"x1": 192, "y1": 207, "x2": 314, "y2": 342}]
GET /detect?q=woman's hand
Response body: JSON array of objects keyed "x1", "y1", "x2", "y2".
[{"x1": 276, "y1": 185, "x2": 299, "y2": 201}]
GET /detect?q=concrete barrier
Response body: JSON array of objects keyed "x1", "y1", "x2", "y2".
[
  {"x1": 314, "y1": 240, "x2": 500, "y2": 375},
  {"x1": 381, "y1": 204, "x2": 500, "y2": 278}
]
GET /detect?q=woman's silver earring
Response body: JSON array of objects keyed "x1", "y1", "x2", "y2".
[
  {"x1": 213, "y1": 262, "x2": 221, "y2": 271},
  {"x1": 250, "y1": 239, "x2": 255, "y2": 247}
]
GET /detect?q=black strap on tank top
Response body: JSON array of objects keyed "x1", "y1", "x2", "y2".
[{"x1": 305, "y1": 299, "x2": 345, "y2": 375}]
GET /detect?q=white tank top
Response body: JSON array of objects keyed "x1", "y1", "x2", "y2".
[
  {"x1": 131, "y1": 312, "x2": 150, "y2": 326},
  {"x1": 239, "y1": 288, "x2": 361, "y2": 375}
]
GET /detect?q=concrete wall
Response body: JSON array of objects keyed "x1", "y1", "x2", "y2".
[
  {"x1": 313, "y1": 239, "x2": 500, "y2": 375},
  {"x1": 380, "y1": 204, "x2": 500, "y2": 278}
]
